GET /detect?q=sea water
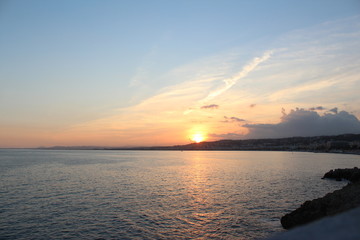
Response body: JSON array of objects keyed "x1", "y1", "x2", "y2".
[{"x1": 1, "y1": 150, "x2": 359, "y2": 239}]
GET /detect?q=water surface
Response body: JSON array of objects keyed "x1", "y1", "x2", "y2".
[{"x1": 1, "y1": 150, "x2": 359, "y2": 239}]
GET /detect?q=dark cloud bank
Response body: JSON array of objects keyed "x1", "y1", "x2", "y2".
[
  {"x1": 244, "y1": 108, "x2": 360, "y2": 139},
  {"x1": 212, "y1": 108, "x2": 360, "y2": 140}
]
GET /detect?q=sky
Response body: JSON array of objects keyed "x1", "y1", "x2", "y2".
[{"x1": 1, "y1": 0, "x2": 360, "y2": 148}]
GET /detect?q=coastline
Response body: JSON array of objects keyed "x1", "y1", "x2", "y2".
[{"x1": 33, "y1": 133, "x2": 360, "y2": 154}]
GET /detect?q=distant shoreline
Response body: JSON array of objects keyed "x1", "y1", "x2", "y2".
[
  {"x1": 2, "y1": 133, "x2": 360, "y2": 154},
  {"x1": 40, "y1": 133, "x2": 360, "y2": 155},
  {"x1": 22, "y1": 149, "x2": 360, "y2": 156},
  {"x1": 36, "y1": 148, "x2": 360, "y2": 155}
]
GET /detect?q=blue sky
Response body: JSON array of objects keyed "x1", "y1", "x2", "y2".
[{"x1": 1, "y1": 0, "x2": 360, "y2": 147}]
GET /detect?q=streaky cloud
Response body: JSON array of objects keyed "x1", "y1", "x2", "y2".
[{"x1": 200, "y1": 50, "x2": 273, "y2": 103}]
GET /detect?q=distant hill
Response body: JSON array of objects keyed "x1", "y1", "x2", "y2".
[{"x1": 41, "y1": 134, "x2": 360, "y2": 153}]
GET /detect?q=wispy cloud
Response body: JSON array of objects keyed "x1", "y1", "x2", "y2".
[
  {"x1": 239, "y1": 16, "x2": 360, "y2": 109},
  {"x1": 129, "y1": 46, "x2": 159, "y2": 87},
  {"x1": 268, "y1": 79, "x2": 337, "y2": 102},
  {"x1": 200, "y1": 50, "x2": 273, "y2": 104},
  {"x1": 182, "y1": 50, "x2": 274, "y2": 115},
  {"x1": 53, "y1": 16, "x2": 360, "y2": 146}
]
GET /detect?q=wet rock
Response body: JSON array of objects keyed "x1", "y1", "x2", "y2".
[{"x1": 281, "y1": 168, "x2": 360, "y2": 229}]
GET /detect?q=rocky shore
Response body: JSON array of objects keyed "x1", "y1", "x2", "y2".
[{"x1": 281, "y1": 167, "x2": 360, "y2": 229}]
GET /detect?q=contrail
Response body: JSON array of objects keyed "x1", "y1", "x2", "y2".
[{"x1": 200, "y1": 50, "x2": 273, "y2": 103}]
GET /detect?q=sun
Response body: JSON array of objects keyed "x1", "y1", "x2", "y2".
[{"x1": 191, "y1": 133, "x2": 205, "y2": 143}]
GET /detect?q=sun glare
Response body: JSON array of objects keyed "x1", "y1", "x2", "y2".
[{"x1": 191, "y1": 133, "x2": 205, "y2": 143}]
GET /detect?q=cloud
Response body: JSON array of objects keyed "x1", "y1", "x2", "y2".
[
  {"x1": 244, "y1": 108, "x2": 360, "y2": 139},
  {"x1": 222, "y1": 116, "x2": 245, "y2": 122},
  {"x1": 230, "y1": 117, "x2": 245, "y2": 122},
  {"x1": 199, "y1": 50, "x2": 273, "y2": 103},
  {"x1": 181, "y1": 50, "x2": 273, "y2": 115},
  {"x1": 52, "y1": 17, "x2": 360, "y2": 147},
  {"x1": 309, "y1": 106, "x2": 326, "y2": 111},
  {"x1": 129, "y1": 46, "x2": 159, "y2": 87},
  {"x1": 268, "y1": 79, "x2": 337, "y2": 102},
  {"x1": 201, "y1": 104, "x2": 219, "y2": 109},
  {"x1": 329, "y1": 107, "x2": 338, "y2": 114},
  {"x1": 253, "y1": 16, "x2": 360, "y2": 106}
]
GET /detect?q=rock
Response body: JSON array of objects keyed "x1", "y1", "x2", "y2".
[
  {"x1": 322, "y1": 167, "x2": 360, "y2": 183},
  {"x1": 268, "y1": 207, "x2": 360, "y2": 240},
  {"x1": 281, "y1": 167, "x2": 360, "y2": 230}
]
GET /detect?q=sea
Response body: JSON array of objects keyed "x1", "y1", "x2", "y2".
[{"x1": 1, "y1": 149, "x2": 359, "y2": 240}]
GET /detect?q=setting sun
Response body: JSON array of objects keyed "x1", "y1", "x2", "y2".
[{"x1": 191, "y1": 133, "x2": 205, "y2": 143}]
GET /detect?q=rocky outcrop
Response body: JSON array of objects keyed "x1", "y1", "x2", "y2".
[
  {"x1": 280, "y1": 167, "x2": 360, "y2": 230},
  {"x1": 322, "y1": 167, "x2": 360, "y2": 182}
]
